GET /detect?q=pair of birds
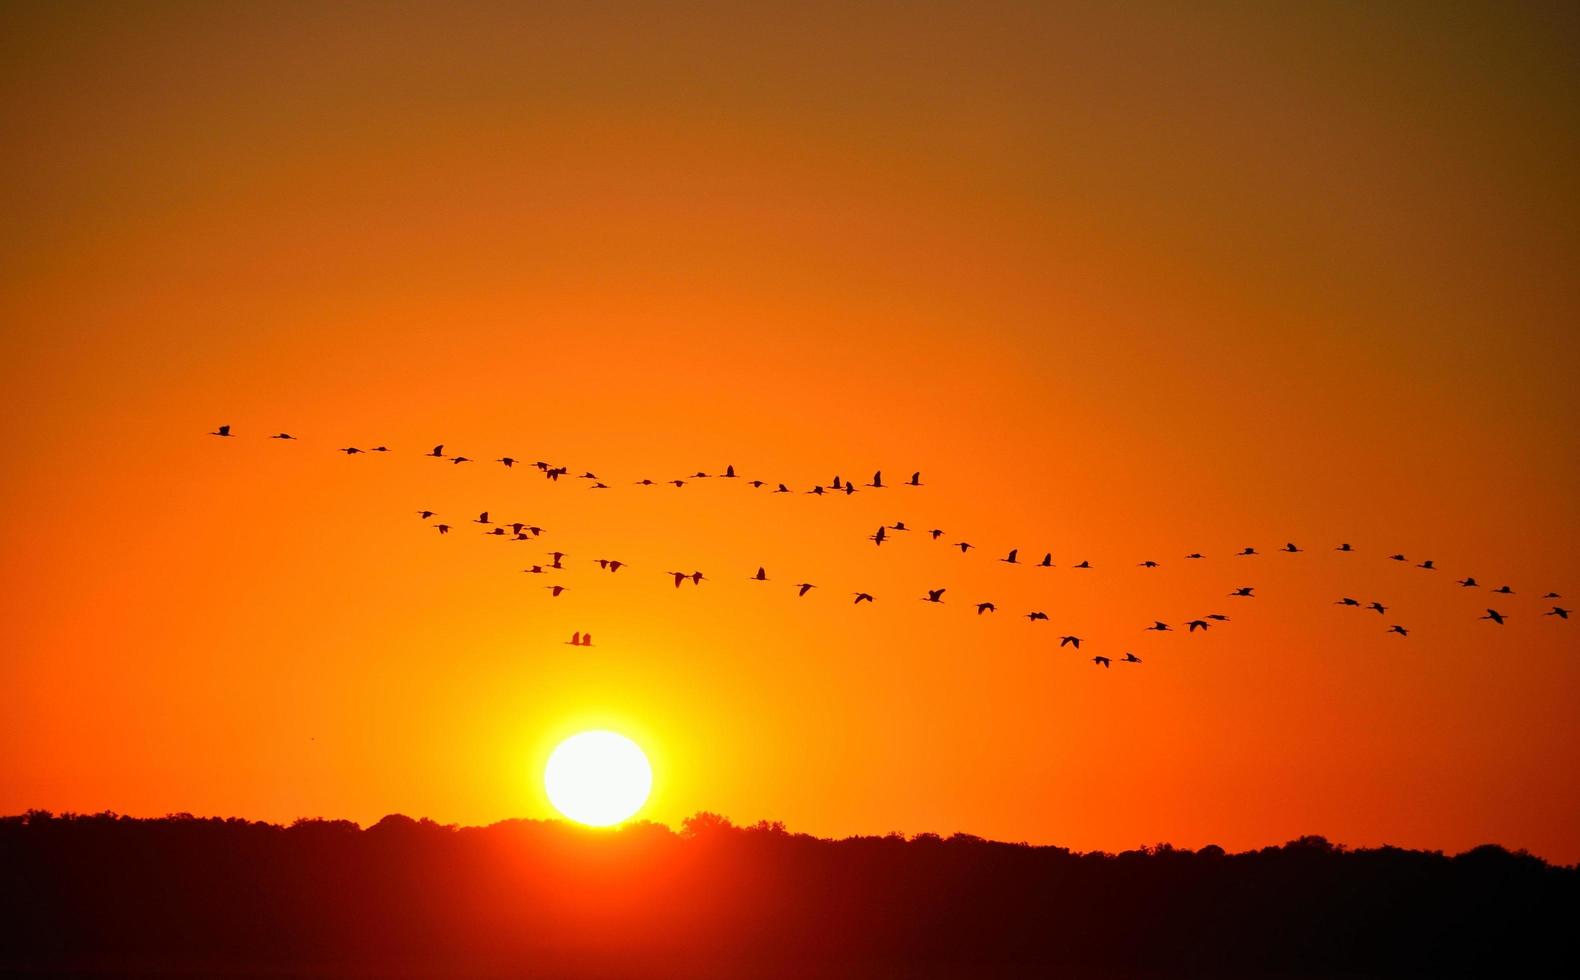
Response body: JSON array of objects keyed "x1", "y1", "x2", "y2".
[{"x1": 1091, "y1": 653, "x2": 1144, "y2": 668}]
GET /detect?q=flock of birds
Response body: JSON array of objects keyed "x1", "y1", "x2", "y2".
[{"x1": 209, "y1": 424, "x2": 1570, "y2": 668}]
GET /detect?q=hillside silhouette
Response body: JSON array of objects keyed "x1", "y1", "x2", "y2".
[{"x1": 3, "y1": 810, "x2": 1574, "y2": 978}]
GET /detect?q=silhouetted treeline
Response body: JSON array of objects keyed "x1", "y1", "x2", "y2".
[{"x1": 2, "y1": 810, "x2": 1575, "y2": 978}]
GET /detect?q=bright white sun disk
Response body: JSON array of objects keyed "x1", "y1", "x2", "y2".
[{"x1": 543, "y1": 730, "x2": 653, "y2": 826}]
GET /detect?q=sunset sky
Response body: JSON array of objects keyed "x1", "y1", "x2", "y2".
[{"x1": 3, "y1": 3, "x2": 1577, "y2": 862}]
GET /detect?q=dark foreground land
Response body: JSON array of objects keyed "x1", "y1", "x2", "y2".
[{"x1": 2, "y1": 811, "x2": 1575, "y2": 978}]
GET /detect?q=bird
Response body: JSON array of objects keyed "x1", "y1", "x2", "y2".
[
  {"x1": 426, "y1": 445, "x2": 445, "y2": 457},
  {"x1": 270, "y1": 432, "x2": 296, "y2": 440},
  {"x1": 1026, "y1": 611, "x2": 1049, "y2": 622},
  {"x1": 955, "y1": 542, "x2": 974, "y2": 553},
  {"x1": 1138, "y1": 560, "x2": 1159, "y2": 568},
  {"x1": 1073, "y1": 560, "x2": 1091, "y2": 569},
  {"x1": 1336, "y1": 543, "x2": 1354, "y2": 552},
  {"x1": 871, "y1": 526, "x2": 888, "y2": 546},
  {"x1": 751, "y1": 567, "x2": 768, "y2": 582},
  {"x1": 1492, "y1": 585, "x2": 1515, "y2": 595},
  {"x1": 722, "y1": 465, "x2": 737, "y2": 478},
  {"x1": 474, "y1": 512, "x2": 491, "y2": 524},
  {"x1": 1205, "y1": 614, "x2": 1230, "y2": 621},
  {"x1": 1542, "y1": 592, "x2": 1562, "y2": 599},
  {"x1": 689, "y1": 571, "x2": 706, "y2": 586},
  {"x1": 689, "y1": 471, "x2": 710, "y2": 479},
  {"x1": 976, "y1": 602, "x2": 996, "y2": 615},
  {"x1": 485, "y1": 527, "x2": 507, "y2": 536},
  {"x1": 1145, "y1": 621, "x2": 1171, "y2": 632},
  {"x1": 1366, "y1": 602, "x2": 1387, "y2": 615},
  {"x1": 1229, "y1": 587, "x2": 1255, "y2": 597},
  {"x1": 1334, "y1": 597, "x2": 1361, "y2": 607},
  {"x1": 1457, "y1": 577, "x2": 1478, "y2": 587},
  {"x1": 1282, "y1": 542, "x2": 1302, "y2": 553},
  {"x1": 567, "y1": 632, "x2": 582, "y2": 646},
  {"x1": 590, "y1": 482, "x2": 609, "y2": 489},
  {"x1": 1237, "y1": 547, "x2": 1258, "y2": 557},
  {"x1": 889, "y1": 522, "x2": 910, "y2": 532},
  {"x1": 580, "y1": 472, "x2": 599, "y2": 480},
  {"x1": 1388, "y1": 625, "x2": 1409, "y2": 636},
  {"x1": 1039, "y1": 553, "x2": 1054, "y2": 567},
  {"x1": 795, "y1": 583, "x2": 816, "y2": 597},
  {"x1": 522, "y1": 566, "x2": 545, "y2": 574},
  {"x1": 1059, "y1": 635, "x2": 1082, "y2": 649},
  {"x1": 595, "y1": 559, "x2": 625, "y2": 573},
  {"x1": 635, "y1": 478, "x2": 657, "y2": 486},
  {"x1": 546, "y1": 585, "x2": 567, "y2": 597},
  {"x1": 417, "y1": 510, "x2": 436, "y2": 520},
  {"x1": 1389, "y1": 554, "x2": 1407, "y2": 562},
  {"x1": 369, "y1": 446, "x2": 389, "y2": 453},
  {"x1": 435, "y1": 524, "x2": 451, "y2": 534},
  {"x1": 1546, "y1": 607, "x2": 1570, "y2": 619},
  {"x1": 1417, "y1": 559, "x2": 1436, "y2": 570},
  {"x1": 866, "y1": 471, "x2": 884, "y2": 488},
  {"x1": 338, "y1": 447, "x2": 363, "y2": 454},
  {"x1": 210, "y1": 425, "x2": 233, "y2": 437},
  {"x1": 907, "y1": 471, "x2": 922, "y2": 486},
  {"x1": 497, "y1": 457, "x2": 516, "y2": 467},
  {"x1": 1121, "y1": 652, "x2": 1142, "y2": 664},
  {"x1": 1001, "y1": 549, "x2": 1019, "y2": 564},
  {"x1": 774, "y1": 484, "x2": 791, "y2": 493},
  {"x1": 451, "y1": 456, "x2": 471, "y2": 464},
  {"x1": 1092, "y1": 656, "x2": 1111, "y2": 668},
  {"x1": 747, "y1": 480, "x2": 767, "y2": 489},
  {"x1": 668, "y1": 571, "x2": 687, "y2": 588},
  {"x1": 830, "y1": 476, "x2": 844, "y2": 490},
  {"x1": 1481, "y1": 609, "x2": 1506, "y2": 625},
  {"x1": 670, "y1": 479, "x2": 686, "y2": 488},
  {"x1": 1185, "y1": 553, "x2": 1205, "y2": 560},
  {"x1": 929, "y1": 529, "x2": 946, "y2": 540},
  {"x1": 852, "y1": 593, "x2": 875, "y2": 604},
  {"x1": 807, "y1": 486, "x2": 825, "y2": 495},
  {"x1": 547, "y1": 552, "x2": 566, "y2": 568},
  {"x1": 1185, "y1": 620, "x2": 1210, "y2": 632},
  {"x1": 922, "y1": 588, "x2": 946, "y2": 603}
]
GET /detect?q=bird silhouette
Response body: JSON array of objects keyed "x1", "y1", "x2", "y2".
[
  {"x1": 427, "y1": 445, "x2": 445, "y2": 457},
  {"x1": 1417, "y1": 559, "x2": 1436, "y2": 570},
  {"x1": 1481, "y1": 609, "x2": 1506, "y2": 624},
  {"x1": 567, "y1": 632, "x2": 581, "y2": 646},
  {"x1": 338, "y1": 447, "x2": 363, "y2": 455},
  {"x1": 497, "y1": 457, "x2": 516, "y2": 467},
  {"x1": 595, "y1": 559, "x2": 625, "y2": 572},
  {"x1": 270, "y1": 432, "x2": 296, "y2": 440},
  {"x1": 866, "y1": 471, "x2": 884, "y2": 488},
  {"x1": 451, "y1": 456, "x2": 472, "y2": 464},
  {"x1": 852, "y1": 592, "x2": 875, "y2": 604},
  {"x1": 1039, "y1": 553, "x2": 1054, "y2": 567},
  {"x1": 670, "y1": 479, "x2": 686, "y2": 488},
  {"x1": 417, "y1": 510, "x2": 436, "y2": 520},
  {"x1": 1543, "y1": 592, "x2": 1562, "y2": 599},
  {"x1": 955, "y1": 542, "x2": 974, "y2": 553},
  {"x1": 1492, "y1": 585, "x2": 1515, "y2": 595},
  {"x1": 1059, "y1": 635, "x2": 1082, "y2": 649},
  {"x1": 689, "y1": 571, "x2": 706, "y2": 585},
  {"x1": 1282, "y1": 542, "x2": 1302, "y2": 553},
  {"x1": 545, "y1": 585, "x2": 567, "y2": 597},
  {"x1": 1230, "y1": 587, "x2": 1255, "y2": 597},
  {"x1": 634, "y1": 478, "x2": 657, "y2": 486},
  {"x1": 889, "y1": 522, "x2": 909, "y2": 532},
  {"x1": 1367, "y1": 602, "x2": 1387, "y2": 615},
  {"x1": 485, "y1": 527, "x2": 507, "y2": 536},
  {"x1": 907, "y1": 471, "x2": 922, "y2": 486},
  {"x1": 435, "y1": 524, "x2": 451, "y2": 534},
  {"x1": 976, "y1": 602, "x2": 996, "y2": 615},
  {"x1": 1121, "y1": 652, "x2": 1142, "y2": 664},
  {"x1": 547, "y1": 552, "x2": 566, "y2": 568},
  {"x1": 747, "y1": 480, "x2": 766, "y2": 489},
  {"x1": 1185, "y1": 553, "x2": 1205, "y2": 560},
  {"x1": 807, "y1": 486, "x2": 825, "y2": 495},
  {"x1": 795, "y1": 583, "x2": 816, "y2": 597},
  {"x1": 1138, "y1": 560, "x2": 1159, "y2": 568},
  {"x1": 774, "y1": 484, "x2": 791, "y2": 493},
  {"x1": 1388, "y1": 625, "x2": 1409, "y2": 636},
  {"x1": 522, "y1": 565, "x2": 545, "y2": 574},
  {"x1": 871, "y1": 526, "x2": 888, "y2": 546},
  {"x1": 210, "y1": 425, "x2": 233, "y2": 437},
  {"x1": 1145, "y1": 621, "x2": 1171, "y2": 632},
  {"x1": 1237, "y1": 547, "x2": 1258, "y2": 556},
  {"x1": 751, "y1": 567, "x2": 768, "y2": 582},
  {"x1": 1185, "y1": 620, "x2": 1210, "y2": 632},
  {"x1": 1092, "y1": 656, "x2": 1111, "y2": 668},
  {"x1": 923, "y1": 588, "x2": 946, "y2": 603},
  {"x1": 1389, "y1": 554, "x2": 1407, "y2": 562},
  {"x1": 1001, "y1": 549, "x2": 1019, "y2": 564},
  {"x1": 1457, "y1": 577, "x2": 1479, "y2": 587},
  {"x1": 929, "y1": 529, "x2": 946, "y2": 540},
  {"x1": 1073, "y1": 560, "x2": 1091, "y2": 569},
  {"x1": 1026, "y1": 611, "x2": 1049, "y2": 622},
  {"x1": 1335, "y1": 597, "x2": 1361, "y2": 607},
  {"x1": 723, "y1": 465, "x2": 737, "y2": 478},
  {"x1": 1336, "y1": 543, "x2": 1354, "y2": 552},
  {"x1": 474, "y1": 512, "x2": 490, "y2": 524},
  {"x1": 1205, "y1": 614, "x2": 1230, "y2": 621},
  {"x1": 1546, "y1": 607, "x2": 1570, "y2": 619},
  {"x1": 668, "y1": 571, "x2": 687, "y2": 588}
]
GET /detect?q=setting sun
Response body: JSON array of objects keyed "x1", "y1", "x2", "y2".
[{"x1": 544, "y1": 731, "x2": 653, "y2": 827}]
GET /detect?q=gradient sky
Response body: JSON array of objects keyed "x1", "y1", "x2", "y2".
[{"x1": 3, "y1": 2, "x2": 1578, "y2": 860}]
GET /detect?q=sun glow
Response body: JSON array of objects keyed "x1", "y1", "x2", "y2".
[{"x1": 543, "y1": 730, "x2": 653, "y2": 826}]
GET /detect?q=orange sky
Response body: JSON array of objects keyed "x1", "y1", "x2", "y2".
[{"x1": 3, "y1": 2, "x2": 1578, "y2": 861}]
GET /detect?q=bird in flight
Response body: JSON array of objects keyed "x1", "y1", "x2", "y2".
[
  {"x1": 795, "y1": 583, "x2": 816, "y2": 597},
  {"x1": 1059, "y1": 635, "x2": 1082, "y2": 649},
  {"x1": 976, "y1": 602, "x2": 996, "y2": 615},
  {"x1": 852, "y1": 592, "x2": 875, "y2": 604},
  {"x1": 907, "y1": 471, "x2": 922, "y2": 486},
  {"x1": 922, "y1": 588, "x2": 946, "y2": 603},
  {"x1": 1388, "y1": 625, "x2": 1409, "y2": 636},
  {"x1": 1334, "y1": 597, "x2": 1361, "y2": 607},
  {"x1": 1185, "y1": 553, "x2": 1205, "y2": 560},
  {"x1": 1205, "y1": 613, "x2": 1230, "y2": 621},
  {"x1": 1185, "y1": 619, "x2": 1210, "y2": 632},
  {"x1": 1229, "y1": 587, "x2": 1255, "y2": 597},
  {"x1": 1237, "y1": 547, "x2": 1258, "y2": 557},
  {"x1": 1092, "y1": 656, "x2": 1111, "y2": 668},
  {"x1": 1039, "y1": 553, "x2": 1054, "y2": 567},
  {"x1": 210, "y1": 424, "x2": 233, "y2": 437},
  {"x1": 1073, "y1": 560, "x2": 1091, "y2": 569},
  {"x1": 774, "y1": 483, "x2": 791, "y2": 494},
  {"x1": 930, "y1": 529, "x2": 946, "y2": 540},
  {"x1": 435, "y1": 524, "x2": 450, "y2": 534},
  {"x1": 522, "y1": 565, "x2": 545, "y2": 574},
  {"x1": 722, "y1": 465, "x2": 737, "y2": 478},
  {"x1": 566, "y1": 632, "x2": 593, "y2": 647},
  {"x1": 1481, "y1": 609, "x2": 1506, "y2": 624},
  {"x1": 1543, "y1": 592, "x2": 1562, "y2": 599},
  {"x1": 1145, "y1": 621, "x2": 1171, "y2": 632},
  {"x1": 1121, "y1": 652, "x2": 1142, "y2": 664},
  {"x1": 1366, "y1": 602, "x2": 1387, "y2": 615},
  {"x1": 866, "y1": 471, "x2": 884, "y2": 488},
  {"x1": 668, "y1": 571, "x2": 687, "y2": 588},
  {"x1": 427, "y1": 445, "x2": 445, "y2": 457},
  {"x1": 270, "y1": 432, "x2": 296, "y2": 440},
  {"x1": 370, "y1": 446, "x2": 389, "y2": 453},
  {"x1": 1001, "y1": 549, "x2": 1019, "y2": 564},
  {"x1": 1282, "y1": 542, "x2": 1302, "y2": 553},
  {"x1": 1026, "y1": 611, "x2": 1049, "y2": 622},
  {"x1": 751, "y1": 567, "x2": 768, "y2": 582},
  {"x1": 545, "y1": 585, "x2": 567, "y2": 598},
  {"x1": 1138, "y1": 560, "x2": 1159, "y2": 568},
  {"x1": 1336, "y1": 543, "x2": 1354, "y2": 552},
  {"x1": 451, "y1": 456, "x2": 471, "y2": 464},
  {"x1": 416, "y1": 510, "x2": 436, "y2": 520},
  {"x1": 474, "y1": 512, "x2": 490, "y2": 524},
  {"x1": 497, "y1": 457, "x2": 516, "y2": 467},
  {"x1": 1546, "y1": 607, "x2": 1570, "y2": 619},
  {"x1": 871, "y1": 526, "x2": 888, "y2": 546},
  {"x1": 1389, "y1": 554, "x2": 1407, "y2": 562},
  {"x1": 1417, "y1": 559, "x2": 1436, "y2": 570},
  {"x1": 689, "y1": 571, "x2": 706, "y2": 586},
  {"x1": 889, "y1": 522, "x2": 910, "y2": 532},
  {"x1": 954, "y1": 542, "x2": 974, "y2": 553},
  {"x1": 1492, "y1": 585, "x2": 1515, "y2": 595},
  {"x1": 594, "y1": 559, "x2": 625, "y2": 572},
  {"x1": 338, "y1": 447, "x2": 363, "y2": 454},
  {"x1": 1457, "y1": 577, "x2": 1478, "y2": 587}
]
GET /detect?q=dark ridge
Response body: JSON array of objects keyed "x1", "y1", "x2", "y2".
[{"x1": 3, "y1": 810, "x2": 1574, "y2": 978}]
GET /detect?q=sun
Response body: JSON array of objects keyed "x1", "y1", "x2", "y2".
[{"x1": 543, "y1": 730, "x2": 653, "y2": 826}]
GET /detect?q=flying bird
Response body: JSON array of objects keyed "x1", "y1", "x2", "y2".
[
  {"x1": 1457, "y1": 577, "x2": 1478, "y2": 587},
  {"x1": 270, "y1": 432, "x2": 296, "y2": 440},
  {"x1": 1417, "y1": 559, "x2": 1436, "y2": 570},
  {"x1": 545, "y1": 585, "x2": 567, "y2": 597},
  {"x1": 1543, "y1": 592, "x2": 1562, "y2": 599},
  {"x1": 522, "y1": 566, "x2": 545, "y2": 574},
  {"x1": 1145, "y1": 621, "x2": 1171, "y2": 632},
  {"x1": 1237, "y1": 547, "x2": 1258, "y2": 556},
  {"x1": 1092, "y1": 656, "x2": 1111, "y2": 668},
  {"x1": 1367, "y1": 602, "x2": 1387, "y2": 615},
  {"x1": 1026, "y1": 611, "x2": 1049, "y2": 622},
  {"x1": 451, "y1": 456, "x2": 471, "y2": 464},
  {"x1": 1205, "y1": 614, "x2": 1230, "y2": 621},
  {"x1": 416, "y1": 510, "x2": 436, "y2": 519},
  {"x1": 922, "y1": 588, "x2": 946, "y2": 603},
  {"x1": 210, "y1": 425, "x2": 232, "y2": 437},
  {"x1": 474, "y1": 512, "x2": 490, "y2": 524},
  {"x1": 689, "y1": 571, "x2": 706, "y2": 586},
  {"x1": 723, "y1": 465, "x2": 737, "y2": 478},
  {"x1": 668, "y1": 571, "x2": 687, "y2": 588},
  {"x1": 1481, "y1": 609, "x2": 1506, "y2": 624},
  {"x1": 1039, "y1": 553, "x2": 1054, "y2": 567},
  {"x1": 1388, "y1": 625, "x2": 1409, "y2": 636},
  {"x1": 1073, "y1": 560, "x2": 1091, "y2": 569},
  {"x1": 774, "y1": 484, "x2": 791, "y2": 493},
  {"x1": 976, "y1": 602, "x2": 996, "y2": 615},
  {"x1": 907, "y1": 471, "x2": 922, "y2": 486},
  {"x1": 370, "y1": 446, "x2": 389, "y2": 453},
  {"x1": 435, "y1": 524, "x2": 451, "y2": 534},
  {"x1": 852, "y1": 592, "x2": 875, "y2": 604},
  {"x1": 1185, "y1": 553, "x2": 1205, "y2": 560},
  {"x1": 1138, "y1": 560, "x2": 1159, "y2": 568},
  {"x1": 1229, "y1": 587, "x2": 1255, "y2": 597},
  {"x1": 955, "y1": 542, "x2": 974, "y2": 553},
  {"x1": 1546, "y1": 607, "x2": 1570, "y2": 619},
  {"x1": 871, "y1": 526, "x2": 888, "y2": 546},
  {"x1": 1492, "y1": 585, "x2": 1515, "y2": 595},
  {"x1": 1334, "y1": 597, "x2": 1361, "y2": 607},
  {"x1": 929, "y1": 529, "x2": 946, "y2": 540},
  {"x1": 795, "y1": 583, "x2": 816, "y2": 597},
  {"x1": 1186, "y1": 620, "x2": 1210, "y2": 632},
  {"x1": 1121, "y1": 652, "x2": 1142, "y2": 664},
  {"x1": 1389, "y1": 554, "x2": 1407, "y2": 562},
  {"x1": 1059, "y1": 635, "x2": 1082, "y2": 649},
  {"x1": 751, "y1": 567, "x2": 768, "y2": 582},
  {"x1": 497, "y1": 457, "x2": 516, "y2": 467},
  {"x1": 1282, "y1": 542, "x2": 1302, "y2": 553},
  {"x1": 427, "y1": 445, "x2": 445, "y2": 457},
  {"x1": 1001, "y1": 549, "x2": 1019, "y2": 564},
  {"x1": 338, "y1": 447, "x2": 363, "y2": 454},
  {"x1": 1336, "y1": 543, "x2": 1354, "y2": 552},
  {"x1": 866, "y1": 471, "x2": 884, "y2": 488}
]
